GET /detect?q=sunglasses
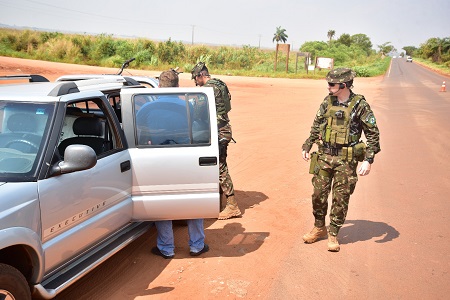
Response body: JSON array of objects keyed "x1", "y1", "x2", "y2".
[{"x1": 328, "y1": 82, "x2": 336, "y2": 87}]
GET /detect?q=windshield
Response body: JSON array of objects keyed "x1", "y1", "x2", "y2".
[{"x1": 0, "y1": 101, "x2": 55, "y2": 180}]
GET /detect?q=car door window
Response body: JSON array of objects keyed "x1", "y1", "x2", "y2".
[
  {"x1": 134, "y1": 92, "x2": 211, "y2": 146},
  {"x1": 58, "y1": 99, "x2": 119, "y2": 158}
]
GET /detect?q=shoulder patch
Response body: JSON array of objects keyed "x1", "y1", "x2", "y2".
[{"x1": 366, "y1": 113, "x2": 377, "y2": 126}]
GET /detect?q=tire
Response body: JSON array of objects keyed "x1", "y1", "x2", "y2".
[{"x1": 0, "y1": 263, "x2": 31, "y2": 300}]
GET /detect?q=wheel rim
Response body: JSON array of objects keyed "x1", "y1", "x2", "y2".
[{"x1": 0, "y1": 289, "x2": 15, "y2": 300}]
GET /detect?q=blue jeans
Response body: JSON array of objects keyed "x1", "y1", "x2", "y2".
[{"x1": 155, "y1": 219, "x2": 205, "y2": 256}]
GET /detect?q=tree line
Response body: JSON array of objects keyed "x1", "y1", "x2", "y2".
[
  {"x1": 0, "y1": 27, "x2": 448, "y2": 78},
  {"x1": 403, "y1": 37, "x2": 450, "y2": 65}
]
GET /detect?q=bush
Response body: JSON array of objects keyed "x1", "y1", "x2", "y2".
[
  {"x1": 91, "y1": 34, "x2": 116, "y2": 62},
  {"x1": 353, "y1": 66, "x2": 370, "y2": 77},
  {"x1": 71, "y1": 35, "x2": 93, "y2": 60},
  {"x1": 114, "y1": 39, "x2": 135, "y2": 61},
  {"x1": 35, "y1": 38, "x2": 81, "y2": 62},
  {"x1": 134, "y1": 50, "x2": 155, "y2": 66},
  {"x1": 156, "y1": 39, "x2": 186, "y2": 65}
]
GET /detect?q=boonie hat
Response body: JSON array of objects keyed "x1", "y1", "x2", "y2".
[
  {"x1": 326, "y1": 68, "x2": 356, "y2": 83},
  {"x1": 191, "y1": 62, "x2": 209, "y2": 79}
]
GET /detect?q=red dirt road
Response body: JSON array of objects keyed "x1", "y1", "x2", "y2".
[{"x1": 1, "y1": 57, "x2": 449, "y2": 299}]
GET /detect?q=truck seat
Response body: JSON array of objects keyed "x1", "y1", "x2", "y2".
[{"x1": 58, "y1": 117, "x2": 107, "y2": 157}]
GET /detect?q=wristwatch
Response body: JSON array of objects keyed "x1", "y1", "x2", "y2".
[{"x1": 364, "y1": 157, "x2": 374, "y2": 164}]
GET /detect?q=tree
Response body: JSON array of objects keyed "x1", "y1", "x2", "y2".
[
  {"x1": 327, "y1": 30, "x2": 336, "y2": 44},
  {"x1": 273, "y1": 26, "x2": 288, "y2": 44},
  {"x1": 402, "y1": 46, "x2": 417, "y2": 56},
  {"x1": 420, "y1": 37, "x2": 450, "y2": 63},
  {"x1": 438, "y1": 38, "x2": 450, "y2": 62},
  {"x1": 272, "y1": 26, "x2": 289, "y2": 72},
  {"x1": 337, "y1": 33, "x2": 352, "y2": 47},
  {"x1": 434, "y1": 37, "x2": 450, "y2": 63},
  {"x1": 378, "y1": 42, "x2": 394, "y2": 56},
  {"x1": 300, "y1": 41, "x2": 328, "y2": 58},
  {"x1": 351, "y1": 34, "x2": 373, "y2": 55}
]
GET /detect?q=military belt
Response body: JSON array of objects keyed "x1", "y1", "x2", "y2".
[
  {"x1": 320, "y1": 145, "x2": 353, "y2": 161},
  {"x1": 322, "y1": 147, "x2": 344, "y2": 156}
]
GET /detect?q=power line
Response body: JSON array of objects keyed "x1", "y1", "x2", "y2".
[{"x1": 0, "y1": 0, "x2": 270, "y2": 47}]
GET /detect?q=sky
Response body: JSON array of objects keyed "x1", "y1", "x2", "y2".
[{"x1": 0, "y1": 0, "x2": 449, "y2": 53}]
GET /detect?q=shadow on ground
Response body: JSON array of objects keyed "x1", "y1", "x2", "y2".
[
  {"x1": 339, "y1": 219, "x2": 400, "y2": 244},
  {"x1": 54, "y1": 190, "x2": 269, "y2": 299},
  {"x1": 233, "y1": 189, "x2": 268, "y2": 214}
]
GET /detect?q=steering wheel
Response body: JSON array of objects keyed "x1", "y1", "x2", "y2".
[{"x1": 5, "y1": 139, "x2": 39, "y2": 153}]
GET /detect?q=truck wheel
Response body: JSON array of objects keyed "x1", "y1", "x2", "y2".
[{"x1": 0, "y1": 263, "x2": 31, "y2": 300}]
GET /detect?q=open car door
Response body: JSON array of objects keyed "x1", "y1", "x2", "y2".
[{"x1": 120, "y1": 87, "x2": 220, "y2": 220}]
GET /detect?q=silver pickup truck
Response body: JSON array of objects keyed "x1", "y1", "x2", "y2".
[{"x1": 0, "y1": 78, "x2": 219, "y2": 299}]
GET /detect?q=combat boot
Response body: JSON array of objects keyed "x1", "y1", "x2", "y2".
[
  {"x1": 302, "y1": 226, "x2": 328, "y2": 243},
  {"x1": 218, "y1": 195, "x2": 241, "y2": 220},
  {"x1": 327, "y1": 233, "x2": 340, "y2": 252}
]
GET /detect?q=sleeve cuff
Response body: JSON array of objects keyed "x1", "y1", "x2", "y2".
[{"x1": 364, "y1": 157, "x2": 374, "y2": 164}]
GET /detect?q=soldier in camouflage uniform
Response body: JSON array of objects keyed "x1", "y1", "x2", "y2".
[
  {"x1": 191, "y1": 62, "x2": 241, "y2": 220},
  {"x1": 301, "y1": 68, "x2": 380, "y2": 252}
]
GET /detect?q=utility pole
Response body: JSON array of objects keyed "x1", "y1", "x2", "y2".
[
  {"x1": 258, "y1": 34, "x2": 261, "y2": 48},
  {"x1": 191, "y1": 25, "x2": 195, "y2": 45}
]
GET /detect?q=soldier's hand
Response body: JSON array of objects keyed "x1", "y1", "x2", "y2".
[
  {"x1": 358, "y1": 161, "x2": 371, "y2": 176},
  {"x1": 302, "y1": 150, "x2": 309, "y2": 161}
]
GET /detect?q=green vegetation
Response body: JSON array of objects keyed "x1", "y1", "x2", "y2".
[
  {"x1": 403, "y1": 37, "x2": 450, "y2": 74},
  {"x1": 0, "y1": 28, "x2": 448, "y2": 78}
]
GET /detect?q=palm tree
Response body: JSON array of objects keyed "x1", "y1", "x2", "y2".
[
  {"x1": 273, "y1": 26, "x2": 288, "y2": 44},
  {"x1": 272, "y1": 26, "x2": 288, "y2": 72},
  {"x1": 327, "y1": 30, "x2": 335, "y2": 43},
  {"x1": 436, "y1": 37, "x2": 450, "y2": 63}
]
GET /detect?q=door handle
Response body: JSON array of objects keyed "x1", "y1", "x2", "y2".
[
  {"x1": 120, "y1": 160, "x2": 131, "y2": 172},
  {"x1": 199, "y1": 156, "x2": 217, "y2": 166}
]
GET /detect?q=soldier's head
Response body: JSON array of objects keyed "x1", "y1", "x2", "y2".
[
  {"x1": 158, "y1": 69, "x2": 179, "y2": 88},
  {"x1": 191, "y1": 62, "x2": 210, "y2": 86},
  {"x1": 326, "y1": 68, "x2": 356, "y2": 91}
]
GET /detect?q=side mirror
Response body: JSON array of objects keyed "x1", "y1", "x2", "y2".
[{"x1": 50, "y1": 145, "x2": 97, "y2": 176}]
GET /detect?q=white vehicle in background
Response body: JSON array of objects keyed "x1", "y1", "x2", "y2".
[{"x1": 406, "y1": 56, "x2": 413, "y2": 62}]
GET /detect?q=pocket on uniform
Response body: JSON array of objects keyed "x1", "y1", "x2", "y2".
[
  {"x1": 309, "y1": 151, "x2": 319, "y2": 174},
  {"x1": 353, "y1": 142, "x2": 366, "y2": 162}
]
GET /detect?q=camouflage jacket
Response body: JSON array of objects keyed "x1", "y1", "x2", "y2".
[
  {"x1": 302, "y1": 91, "x2": 381, "y2": 160},
  {"x1": 204, "y1": 78, "x2": 230, "y2": 126}
]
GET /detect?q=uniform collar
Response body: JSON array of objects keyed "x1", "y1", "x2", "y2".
[{"x1": 332, "y1": 90, "x2": 354, "y2": 107}]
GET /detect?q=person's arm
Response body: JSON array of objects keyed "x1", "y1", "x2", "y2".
[
  {"x1": 357, "y1": 101, "x2": 380, "y2": 176},
  {"x1": 302, "y1": 99, "x2": 327, "y2": 160}
]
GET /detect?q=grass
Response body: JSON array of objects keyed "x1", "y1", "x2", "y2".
[{"x1": 412, "y1": 58, "x2": 450, "y2": 77}]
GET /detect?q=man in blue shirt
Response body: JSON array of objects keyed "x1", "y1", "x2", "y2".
[
  {"x1": 137, "y1": 69, "x2": 209, "y2": 258},
  {"x1": 136, "y1": 74, "x2": 191, "y2": 146}
]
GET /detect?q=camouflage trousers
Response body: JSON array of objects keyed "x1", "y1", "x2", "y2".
[
  {"x1": 218, "y1": 123, "x2": 234, "y2": 197},
  {"x1": 311, "y1": 154, "x2": 358, "y2": 236}
]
